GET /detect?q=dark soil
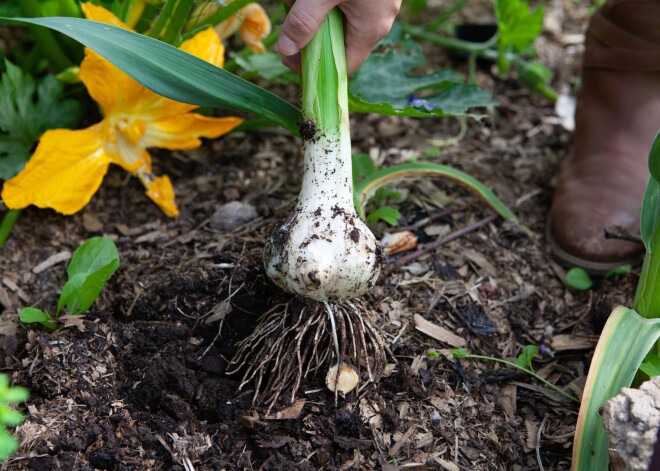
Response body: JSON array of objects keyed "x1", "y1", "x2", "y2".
[{"x1": 0, "y1": 0, "x2": 640, "y2": 469}]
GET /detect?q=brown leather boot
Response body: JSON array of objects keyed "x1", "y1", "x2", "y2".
[{"x1": 548, "y1": 0, "x2": 660, "y2": 273}]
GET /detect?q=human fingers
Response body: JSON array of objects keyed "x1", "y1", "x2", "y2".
[
  {"x1": 277, "y1": 0, "x2": 338, "y2": 57},
  {"x1": 281, "y1": 52, "x2": 302, "y2": 74},
  {"x1": 339, "y1": 0, "x2": 401, "y2": 75}
]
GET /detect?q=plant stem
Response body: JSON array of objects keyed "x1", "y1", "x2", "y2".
[
  {"x1": 19, "y1": 0, "x2": 73, "y2": 71},
  {"x1": 299, "y1": 8, "x2": 353, "y2": 208},
  {"x1": 634, "y1": 250, "x2": 660, "y2": 319},
  {"x1": 0, "y1": 210, "x2": 20, "y2": 249},
  {"x1": 426, "y1": 0, "x2": 470, "y2": 31},
  {"x1": 302, "y1": 8, "x2": 345, "y2": 133},
  {"x1": 401, "y1": 23, "x2": 499, "y2": 53},
  {"x1": 147, "y1": 0, "x2": 178, "y2": 40},
  {"x1": 161, "y1": 0, "x2": 195, "y2": 45},
  {"x1": 460, "y1": 353, "x2": 580, "y2": 403}
]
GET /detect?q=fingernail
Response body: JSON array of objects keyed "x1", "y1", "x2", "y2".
[{"x1": 277, "y1": 34, "x2": 298, "y2": 56}]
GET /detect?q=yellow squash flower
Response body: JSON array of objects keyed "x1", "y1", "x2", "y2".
[
  {"x1": 194, "y1": 1, "x2": 272, "y2": 53},
  {"x1": 1, "y1": 3, "x2": 242, "y2": 217}
]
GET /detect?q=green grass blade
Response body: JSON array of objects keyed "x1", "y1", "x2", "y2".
[
  {"x1": 0, "y1": 16, "x2": 302, "y2": 135},
  {"x1": 573, "y1": 306, "x2": 660, "y2": 470},
  {"x1": 354, "y1": 162, "x2": 526, "y2": 232}
]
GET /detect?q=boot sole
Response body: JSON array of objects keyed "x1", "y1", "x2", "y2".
[{"x1": 545, "y1": 223, "x2": 643, "y2": 276}]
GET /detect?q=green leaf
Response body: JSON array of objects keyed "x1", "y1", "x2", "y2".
[
  {"x1": 0, "y1": 407, "x2": 23, "y2": 427},
  {"x1": 67, "y1": 237, "x2": 119, "y2": 279},
  {"x1": 648, "y1": 129, "x2": 660, "y2": 184},
  {"x1": 641, "y1": 175, "x2": 660, "y2": 253},
  {"x1": 0, "y1": 59, "x2": 81, "y2": 180},
  {"x1": 19, "y1": 307, "x2": 49, "y2": 324},
  {"x1": 366, "y1": 206, "x2": 401, "y2": 226},
  {"x1": 515, "y1": 345, "x2": 539, "y2": 369},
  {"x1": 0, "y1": 0, "x2": 20, "y2": 18},
  {"x1": 639, "y1": 352, "x2": 660, "y2": 377},
  {"x1": 410, "y1": 0, "x2": 428, "y2": 15},
  {"x1": 513, "y1": 58, "x2": 557, "y2": 100},
  {"x1": 566, "y1": 267, "x2": 593, "y2": 290},
  {"x1": 604, "y1": 264, "x2": 631, "y2": 278},
  {"x1": 349, "y1": 23, "x2": 497, "y2": 118},
  {"x1": 19, "y1": 307, "x2": 56, "y2": 329},
  {"x1": 57, "y1": 237, "x2": 120, "y2": 316},
  {"x1": 426, "y1": 350, "x2": 440, "y2": 358},
  {"x1": 354, "y1": 163, "x2": 524, "y2": 234},
  {"x1": 0, "y1": 427, "x2": 18, "y2": 461},
  {"x1": 1, "y1": 387, "x2": 28, "y2": 404},
  {"x1": 451, "y1": 348, "x2": 468, "y2": 358},
  {"x1": 59, "y1": 260, "x2": 119, "y2": 315},
  {"x1": 234, "y1": 52, "x2": 299, "y2": 84},
  {"x1": 0, "y1": 16, "x2": 302, "y2": 136},
  {"x1": 573, "y1": 307, "x2": 660, "y2": 470},
  {"x1": 495, "y1": 0, "x2": 543, "y2": 73},
  {"x1": 351, "y1": 153, "x2": 376, "y2": 186}
]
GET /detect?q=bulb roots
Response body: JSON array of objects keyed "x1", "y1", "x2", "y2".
[{"x1": 228, "y1": 298, "x2": 386, "y2": 411}]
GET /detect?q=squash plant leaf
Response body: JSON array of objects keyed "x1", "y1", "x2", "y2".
[
  {"x1": 495, "y1": 0, "x2": 543, "y2": 73},
  {"x1": 57, "y1": 237, "x2": 120, "y2": 316},
  {"x1": 349, "y1": 22, "x2": 497, "y2": 118},
  {"x1": 233, "y1": 51, "x2": 299, "y2": 84},
  {"x1": 0, "y1": 59, "x2": 81, "y2": 180},
  {"x1": 19, "y1": 307, "x2": 56, "y2": 330}
]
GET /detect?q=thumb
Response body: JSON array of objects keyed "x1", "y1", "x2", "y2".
[{"x1": 277, "y1": 0, "x2": 338, "y2": 57}]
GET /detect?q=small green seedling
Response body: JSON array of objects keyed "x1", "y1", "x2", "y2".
[
  {"x1": 0, "y1": 373, "x2": 28, "y2": 461},
  {"x1": 565, "y1": 265, "x2": 631, "y2": 291},
  {"x1": 428, "y1": 346, "x2": 578, "y2": 402},
  {"x1": 19, "y1": 237, "x2": 119, "y2": 329}
]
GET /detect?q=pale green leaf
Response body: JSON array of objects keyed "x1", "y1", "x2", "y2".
[
  {"x1": 573, "y1": 307, "x2": 660, "y2": 470},
  {"x1": 354, "y1": 163, "x2": 522, "y2": 231},
  {"x1": 566, "y1": 267, "x2": 593, "y2": 290}
]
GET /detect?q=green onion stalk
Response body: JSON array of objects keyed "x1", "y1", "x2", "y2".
[
  {"x1": 231, "y1": 9, "x2": 386, "y2": 407},
  {"x1": 264, "y1": 8, "x2": 383, "y2": 302}
]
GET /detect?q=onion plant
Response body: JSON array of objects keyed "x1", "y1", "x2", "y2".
[{"x1": 230, "y1": 8, "x2": 387, "y2": 407}]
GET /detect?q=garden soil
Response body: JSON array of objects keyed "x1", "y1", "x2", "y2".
[{"x1": 0, "y1": 1, "x2": 639, "y2": 469}]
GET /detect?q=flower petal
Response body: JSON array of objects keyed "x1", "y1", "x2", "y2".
[
  {"x1": 141, "y1": 114, "x2": 242, "y2": 150},
  {"x1": 238, "y1": 4, "x2": 271, "y2": 53},
  {"x1": 81, "y1": 3, "x2": 135, "y2": 32},
  {"x1": 79, "y1": 49, "x2": 150, "y2": 116},
  {"x1": 179, "y1": 27, "x2": 225, "y2": 68},
  {"x1": 215, "y1": 14, "x2": 242, "y2": 40},
  {"x1": 215, "y1": 4, "x2": 271, "y2": 53},
  {"x1": 144, "y1": 28, "x2": 226, "y2": 120},
  {"x1": 141, "y1": 173, "x2": 180, "y2": 217},
  {"x1": 1, "y1": 128, "x2": 110, "y2": 215}
]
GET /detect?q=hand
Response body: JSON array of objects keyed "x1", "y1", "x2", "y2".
[{"x1": 277, "y1": 0, "x2": 401, "y2": 76}]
